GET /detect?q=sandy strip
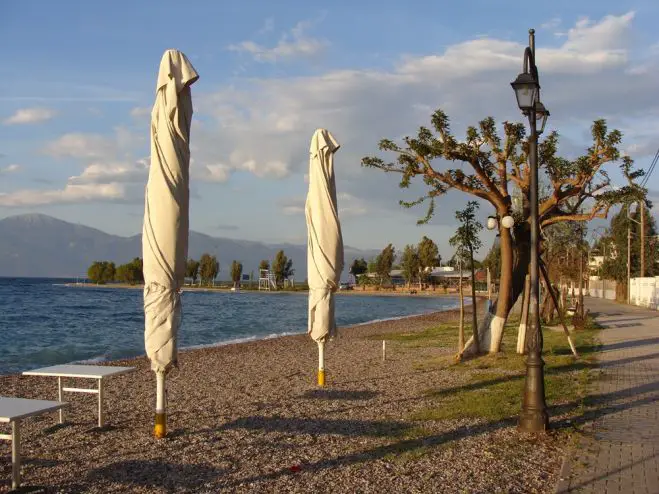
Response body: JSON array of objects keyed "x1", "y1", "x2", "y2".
[{"x1": 0, "y1": 302, "x2": 565, "y2": 493}]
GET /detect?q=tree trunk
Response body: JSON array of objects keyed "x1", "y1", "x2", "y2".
[
  {"x1": 469, "y1": 246, "x2": 479, "y2": 353},
  {"x1": 458, "y1": 262, "x2": 465, "y2": 357},
  {"x1": 463, "y1": 221, "x2": 531, "y2": 355},
  {"x1": 517, "y1": 274, "x2": 531, "y2": 354}
]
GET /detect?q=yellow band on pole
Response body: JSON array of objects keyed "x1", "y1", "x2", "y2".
[
  {"x1": 154, "y1": 412, "x2": 167, "y2": 439},
  {"x1": 317, "y1": 369, "x2": 325, "y2": 387}
]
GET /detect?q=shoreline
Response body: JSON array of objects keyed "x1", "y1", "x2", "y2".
[
  {"x1": 2, "y1": 304, "x2": 472, "y2": 378},
  {"x1": 63, "y1": 282, "x2": 478, "y2": 298}
]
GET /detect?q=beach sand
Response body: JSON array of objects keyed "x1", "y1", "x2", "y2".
[{"x1": 0, "y1": 303, "x2": 566, "y2": 493}]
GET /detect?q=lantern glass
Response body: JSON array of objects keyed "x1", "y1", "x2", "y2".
[
  {"x1": 535, "y1": 101, "x2": 550, "y2": 134},
  {"x1": 486, "y1": 217, "x2": 498, "y2": 230},
  {"x1": 511, "y1": 72, "x2": 538, "y2": 111}
]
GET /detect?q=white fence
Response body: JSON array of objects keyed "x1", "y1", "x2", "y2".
[
  {"x1": 629, "y1": 277, "x2": 659, "y2": 309},
  {"x1": 586, "y1": 279, "x2": 617, "y2": 301}
]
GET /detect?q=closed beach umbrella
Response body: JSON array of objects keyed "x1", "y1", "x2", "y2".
[
  {"x1": 143, "y1": 49, "x2": 198, "y2": 438},
  {"x1": 305, "y1": 129, "x2": 344, "y2": 386}
]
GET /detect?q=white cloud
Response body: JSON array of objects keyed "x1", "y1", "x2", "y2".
[
  {"x1": 541, "y1": 18, "x2": 562, "y2": 31},
  {"x1": 68, "y1": 160, "x2": 148, "y2": 185},
  {"x1": 278, "y1": 192, "x2": 367, "y2": 218},
  {"x1": 228, "y1": 19, "x2": 327, "y2": 62},
  {"x1": 3, "y1": 107, "x2": 56, "y2": 125},
  {"x1": 192, "y1": 162, "x2": 232, "y2": 183},
  {"x1": 0, "y1": 164, "x2": 20, "y2": 174},
  {"x1": 130, "y1": 106, "x2": 151, "y2": 118},
  {"x1": 43, "y1": 127, "x2": 144, "y2": 160},
  {"x1": 0, "y1": 183, "x2": 126, "y2": 207}
]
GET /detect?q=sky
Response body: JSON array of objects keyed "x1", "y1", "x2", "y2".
[{"x1": 1, "y1": 1, "x2": 659, "y2": 260}]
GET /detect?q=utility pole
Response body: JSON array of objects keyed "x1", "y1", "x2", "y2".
[
  {"x1": 641, "y1": 201, "x2": 646, "y2": 277},
  {"x1": 627, "y1": 204, "x2": 632, "y2": 304},
  {"x1": 578, "y1": 224, "x2": 584, "y2": 316}
]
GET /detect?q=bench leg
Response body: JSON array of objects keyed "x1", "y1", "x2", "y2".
[
  {"x1": 98, "y1": 378, "x2": 104, "y2": 428},
  {"x1": 12, "y1": 420, "x2": 21, "y2": 490},
  {"x1": 58, "y1": 376, "x2": 64, "y2": 424}
]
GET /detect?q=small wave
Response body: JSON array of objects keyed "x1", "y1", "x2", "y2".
[
  {"x1": 70, "y1": 355, "x2": 109, "y2": 365},
  {"x1": 348, "y1": 304, "x2": 462, "y2": 327},
  {"x1": 183, "y1": 331, "x2": 304, "y2": 351}
]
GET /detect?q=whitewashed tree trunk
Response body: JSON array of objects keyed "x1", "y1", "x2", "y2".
[{"x1": 517, "y1": 274, "x2": 531, "y2": 354}]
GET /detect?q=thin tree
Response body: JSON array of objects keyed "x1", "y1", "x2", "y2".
[
  {"x1": 400, "y1": 245, "x2": 420, "y2": 288},
  {"x1": 375, "y1": 244, "x2": 396, "y2": 286},
  {"x1": 199, "y1": 253, "x2": 219, "y2": 285},
  {"x1": 186, "y1": 259, "x2": 200, "y2": 285},
  {"x1": 450, "y1": 201, "x2": 483, "y2": 353},
  {"x1": 230, "y1": 260, "x2": 243, "y2": 289},
  {"x1": 417, "y1": 236, "x2": 441, "y2": 287}
]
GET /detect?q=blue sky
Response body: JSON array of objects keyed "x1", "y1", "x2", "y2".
[{"x1": 2, "y1": 1, "x2": 659, "y2": 260}]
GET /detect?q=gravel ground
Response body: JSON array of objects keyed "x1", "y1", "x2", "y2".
[{"x1": 1, "y1": 303, "x2": 567, "y2": 493}]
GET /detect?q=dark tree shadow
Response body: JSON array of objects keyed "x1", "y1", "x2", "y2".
[
  {"x1": 85, "y1": 460, "x2": 228, "y2": 493},
  {"x1": 219, "y1": 416, "x2": 410, "y2": 437},
  {"x1": 598, "y1": 337, "x2": 659, "y2": 352},
  {"x1": 301, "y1": 389, "x2": 378, "y2": 400}
]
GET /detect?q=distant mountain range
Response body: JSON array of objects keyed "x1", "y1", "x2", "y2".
[{"x1": 0, "y1": 214, "x2": 378, "y2": 280}]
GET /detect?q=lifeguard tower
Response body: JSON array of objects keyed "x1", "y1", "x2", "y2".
[{"x1": 258, "y1": 269, "x2": 277, "y2": 291}]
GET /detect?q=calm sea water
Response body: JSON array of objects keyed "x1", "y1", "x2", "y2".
[{"x1": 0, "y1": 278, "x2": 461, "y2": 376}]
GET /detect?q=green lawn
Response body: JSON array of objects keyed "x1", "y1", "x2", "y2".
[{"x1": 373, "y1": 317, "x2": 601, "y2": 423}]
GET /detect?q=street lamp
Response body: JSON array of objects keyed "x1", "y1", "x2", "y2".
[
  {"x1": 511, "y1": 28, "x2": 550, "y2": 433},
  {"x1": 486, "y1": 215, "x2": 515, "y2": 230}
]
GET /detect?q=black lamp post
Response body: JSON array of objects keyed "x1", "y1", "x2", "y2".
[{"x1": 511, "y1": 29, "x2": 550, "y2": 433}]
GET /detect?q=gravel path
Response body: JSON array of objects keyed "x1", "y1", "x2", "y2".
[{"x1": 1, "y1": 303, "x2": 567, "y2": 493}]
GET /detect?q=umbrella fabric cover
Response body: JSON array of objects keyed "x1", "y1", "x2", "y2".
[
  {"x1": 143, "y1": 50, "x2": 199, "y2": 373},
  {"x1": 306, "y1": 129, "x2": 344, "y2": 342}
]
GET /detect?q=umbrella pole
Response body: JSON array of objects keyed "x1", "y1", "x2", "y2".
[
  {"x1": 154, "y1": 371, "x2": 167, "y2": 438},
  {"x1": 317, "y1": 340, "x2": 325, "y2": 386}
]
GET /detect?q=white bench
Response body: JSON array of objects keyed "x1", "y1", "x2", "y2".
[
  {"x1": 23, "y1": 364, "x2": 135, "y2": 427},
  {"x1": 0, "y1": 397, "x2": 67, "y2": 490}
]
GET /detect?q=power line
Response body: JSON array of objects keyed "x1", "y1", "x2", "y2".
[{"x1": 640, "y1": 147, "x2": 659, "y2": 188}]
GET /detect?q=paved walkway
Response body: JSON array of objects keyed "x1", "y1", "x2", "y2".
[{"x1": 557, "y1": 297, "x2": 659, "y2": 494}]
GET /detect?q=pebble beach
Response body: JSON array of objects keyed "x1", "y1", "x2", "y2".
[{"x1": 0, "y1": 303, "x2": 568, "y2": 493}]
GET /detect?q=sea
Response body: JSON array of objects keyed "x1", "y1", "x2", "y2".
[{"x1": 0, "y1": 278, "x2": 462, "y2": 376}]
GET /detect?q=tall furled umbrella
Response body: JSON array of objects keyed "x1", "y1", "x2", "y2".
[
  {"x1": 305, "y1": 129, "x2": 344, "y2": 387},
  {"x1": 143, "y1": 49, "x2": 198, "y2": 438}
]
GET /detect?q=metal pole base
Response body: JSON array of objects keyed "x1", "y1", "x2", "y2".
[
  {"x1": 317, "y1": 369, "x2": 325, "y2": 387},
  {"x1": 154, "y1": 412, "x2": 167, "y2": 439},
  {"x1": 518, "y1": 352, "x2": 549, "y2": 433}
]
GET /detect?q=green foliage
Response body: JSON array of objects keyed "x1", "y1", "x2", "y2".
[
  {"x1": 417, "y1": 236, "x2": 440, "y2": 282},
  {"x1": 186, "y1": 259, "x2": 200, "y2": 284},
  {"x1": 400, "y1": 245, "x2": 420, "y2": 284},
  {"x1": 449, "y1": 201, "x2": 483, "y2": 256},
  {"x1": 87, "y1": 261, "x2": 116, "y2": 284},
  {"x1": 115, "y1": 257, "x2": 143, "y2": 284},
  {"x1": 199, "y1": 253, "x2": 220, "y2": 284},
  {"x1": 230, "y1": 260, "x2": 243, "y2": 287},
  {"x1": 482, "y1": 244, "x2": 501, "y2": 280},
  {"x1": 272, "y1": 250, "x2": 294, "y2": 284},
  {"x1": 259, "y1": 259, "x2": 270, "y2": 271},
  {"x1": 375, "y1": 244, "x2": 396, "y2": 285},
  {"x1": 600, "y1": 204, "x2": 658, "y2": 282},
  {"x1": 349, "y1": 258, "x2": 368, "y2": 276}
]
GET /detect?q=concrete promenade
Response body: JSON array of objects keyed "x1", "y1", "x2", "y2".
[{"x1": 557, "y1": 297, "x2": 659, "y2": 493}]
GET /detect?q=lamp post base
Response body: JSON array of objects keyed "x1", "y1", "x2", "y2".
[{"x1": 518, "y1": 352, "x2": 549, "y2": 433}]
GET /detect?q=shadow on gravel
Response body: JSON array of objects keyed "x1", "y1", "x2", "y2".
[
  {"x1": 215, "y1": 379, "x2": 659, "y2": 490},
  {"x1": 84, "y1": 460, "x2": 228, "y2": 493},
  {"x1": 301, "y1": 389, "x2": 378, "y2": 401},
  {"x1": 598, "y1": 337, "x2": 659, "y2": 352},
  {"x1": 219, "y1": 416, "x2": 410, "y2": 437}
]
